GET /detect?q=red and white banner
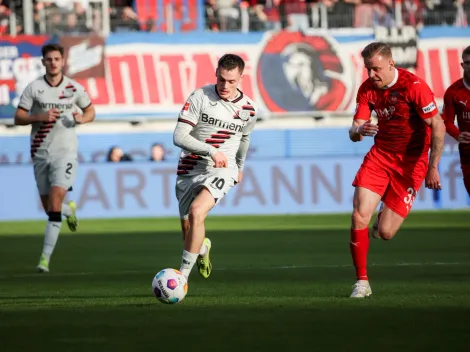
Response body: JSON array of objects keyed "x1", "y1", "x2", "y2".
[{"x1": 5, "y1": 31, "x2": 460, "y2": 120}]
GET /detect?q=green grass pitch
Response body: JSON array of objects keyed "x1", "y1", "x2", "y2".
[{"x1": 1, "y1": 211, "x2": 470, "y2": 351}]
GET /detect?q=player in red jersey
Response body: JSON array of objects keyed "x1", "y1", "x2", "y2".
[
  {"x1": 442, "y1": 46, "x2": 470, "y2": 195},
  {"x1": 348, "y1": 42, "x2": 445, "y2": 298}
]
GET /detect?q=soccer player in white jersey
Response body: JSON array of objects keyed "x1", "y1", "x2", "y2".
[
  {"x1": 14, "y1": 44, "x2": 95, "y2": 273},
  {"x1": 173, "y1": 54, "x2": 257, "y2": 281}
]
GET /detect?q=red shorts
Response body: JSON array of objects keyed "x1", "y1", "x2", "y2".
[
  {"x1": 353, "y1": 146, "x2": 428, "y2": 218},
  {"x1": 461, "y1": 163, "x2": 470, "y2": 196}
]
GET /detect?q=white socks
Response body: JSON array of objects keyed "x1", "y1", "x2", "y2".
[
  {"x1": 62, "y1": 203, "x2": 72, "y2": 217},
  {"x1": 179, "y1": 250, "x2": 199, "y2": 280},
  {"x1": 42, "y1": 221, "x2": 62, "y2": 262}
]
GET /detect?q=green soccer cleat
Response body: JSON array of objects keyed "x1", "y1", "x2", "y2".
[
  {"x1": 197, "y1": 238, "x2": 212, "y2": 279},
  {"x1": 36, "y1": 254, "x2": 49, "y2": 273},
  {"x1": 66, "y1": 201, "x2": 78, "y2": 232}
]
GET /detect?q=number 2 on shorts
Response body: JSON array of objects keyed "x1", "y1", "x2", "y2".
[
  {"x1": 65, "y1": 162, "x2": 73, "y2": 176},
  {"x1": 211, "y1": 177, "x2": 225, "y2": 190}
]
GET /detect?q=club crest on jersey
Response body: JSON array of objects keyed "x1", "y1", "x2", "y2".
[
  {"x1": 59, "y1": 84, "x2": 76, "y2": 99},
  {"x1": 236, "y1": 105, "x2": 255, "y2": 121},
  {"x1": 257, "y1": 31, "x2": 353, "y2": 113},
  {"x1": 234, "y1": 103, "x2": 255, "y2": 121},
  {"x1": 236, "y1": 110, "x2": 251, "y2": 121},
  {"x1": 389, "y1": 92, "x2": 399, "y2": 103}
]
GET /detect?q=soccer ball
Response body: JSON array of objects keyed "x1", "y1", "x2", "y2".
[{"x1": 152, "y1": 268, "x2": 188, "y2": 304}]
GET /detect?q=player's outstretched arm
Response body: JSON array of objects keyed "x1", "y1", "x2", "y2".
[
  {"x1": 349, "y1": 119, "x2": 378, "y2": 142},
  {"x1": 424, "y1": 114, "x2": 445, "y2": 189}
]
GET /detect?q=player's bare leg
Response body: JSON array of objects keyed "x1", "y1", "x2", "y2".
[
  {"x1": 350, "y1": 186, "x2": 381, "y2": 298},
  {"x1": 370, "y1": 202, "x2": 384, "y2": 239},
  {"x1": 179, "y1": 188, "x2": 215, "y2": 280},
  {"x1": 374, "y1": 204, "x2": 405, "y2": 240},
  {"x1": 37, "y1": 186, "x2": 68, "y2": 273},
  {"x1": 180, "y1": 219, "x2": 190, "y2": 241}
]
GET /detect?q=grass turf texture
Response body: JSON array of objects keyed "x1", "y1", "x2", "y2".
[{"x1": 0, "y1": 211, "x2": 469, "y2": 351}]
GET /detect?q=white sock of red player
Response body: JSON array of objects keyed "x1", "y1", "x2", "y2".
[
  {"x1": 179, "y1": 250, "x2": 198, "y2": 280},
  {"x1": 42, "y1": 217, "x2": 62, "y2": 262},
  {"x1": 62, "y1": 203, "x2": 72, "y2": 217}
]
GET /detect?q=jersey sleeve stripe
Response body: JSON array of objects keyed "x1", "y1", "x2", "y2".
[
  {"x1": 80, "y1": 102, "x2": 92, "y2": 110},
  {"x1": 178, "y1": 118, "x2": 196, "y2": 127},
  {"x1": 18, "y1": 106, "x2": 29, "y2": 112}
]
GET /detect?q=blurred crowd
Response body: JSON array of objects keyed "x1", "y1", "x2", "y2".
[
  {"x1": 0, "y1": 0, "x2": 469, "y2": 36},
  {"x1": 205, "y1": 0, "x2": 470, "y2": 31},
  {"x1": 0, "y1": 0, "x2": 141, "y2": 36}
]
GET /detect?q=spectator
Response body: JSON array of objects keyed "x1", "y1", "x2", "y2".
[
  {"x1": 63, "y1": 13, "x2": 89, "y2": 34},
  {"x1": 217, "y1": 0, "x2": 241, "y2": 31},
  {"x1": 150, "y1": 143, "x2": 166, "y2": 162},
  {"x1": 0, "y1": 1, "x2": 9, "y2": 35},
  {"x1": 107, "y1": 146, "x2": 133, "y2": 162},
  {"x1": 111, "y1": 6, "x2": 140, "y2": 32},
  {"x1": 373, "y1": 0, "x2": 395, "y2": 28},
  {"x1": 402, "y1": 0, "x2": 423, "y2": 28},
  {"x1": 205, "y1": 0, "x2": 220, "y2": 31}
]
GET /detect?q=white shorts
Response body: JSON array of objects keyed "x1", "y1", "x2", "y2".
[
  {"x1": 175, "y1": 168, "x2": 237, "y2": 220},
  {"x1": 33, "y1": 156, "x2": 78, "y2": 196}
]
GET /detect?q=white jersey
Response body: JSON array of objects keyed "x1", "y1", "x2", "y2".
[
  {"x1": 176, "y1": 84, "x2": 257, "y2": 176},
  {"x1": 18, "y1": 75, "x2": 92, "y2": 160}
]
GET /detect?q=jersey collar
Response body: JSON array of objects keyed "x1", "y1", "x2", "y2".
[
  {"x1": 215, "y1": 85, "x2": 244, "y2": 103},
  {"x1": 382, "y1": 68, "x2": 399, "y2": 89},
  {"x1": 43, "y1": 75, "x2": 64, "y2": 87}
]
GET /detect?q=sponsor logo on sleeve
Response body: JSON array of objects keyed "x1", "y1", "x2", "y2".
[
  {"x1": 422, "y1": 102, "x2": 436, "y2": 114},
  {"x1": 182, "y1": 102, "x2": 190, "y2": 114}
]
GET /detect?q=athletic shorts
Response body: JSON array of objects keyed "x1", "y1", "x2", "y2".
[
  {"x1": 175, "y1": 168, "x2": 237, "y2": 220},
  {"x1": 461, "y1": 163, "x2": 470, "y2": 196},
  {"x1": 33, "y1": 156, "x2": 78, "y2": 196},
  {"x1": 352, "y1": 146, "x2": 428, "y2": 218}
]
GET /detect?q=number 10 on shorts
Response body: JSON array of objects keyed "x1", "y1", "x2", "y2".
[{"x1": 210, "y1": 177, "x2": 225, "y2": 190}]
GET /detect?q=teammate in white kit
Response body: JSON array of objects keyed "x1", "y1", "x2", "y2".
[
  {"x1": 14, "y1": 44, "x2": 96, "y2": 273},
  {"x1": 173, "y1": 54, "x2": 257, "y2": 281}
]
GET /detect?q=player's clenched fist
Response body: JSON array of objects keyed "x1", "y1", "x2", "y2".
[
  {"x1": 39, "y1": 108, "x2": 60, "y2": 123},
  {"x1": 357, "y1": 119, "x2": 379, "y2": 137},
  {"x1": 72, "y1": 112, "x2": 85, "y2": 124},
  {"x1": 211, "y1": 151, "x2": 227, "y2": 168}
]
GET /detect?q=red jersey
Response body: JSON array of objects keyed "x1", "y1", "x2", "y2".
[
  {"x1": 442, "y1": 78, "x2": 470, "y2": 163},
  {"x1": 354, "y1": 68, "x2": 438, "y2": 156}
]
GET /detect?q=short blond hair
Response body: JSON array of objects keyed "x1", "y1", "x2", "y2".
[{"x1": 361, "y1": 42, "x2": 392, "y2": 60}]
